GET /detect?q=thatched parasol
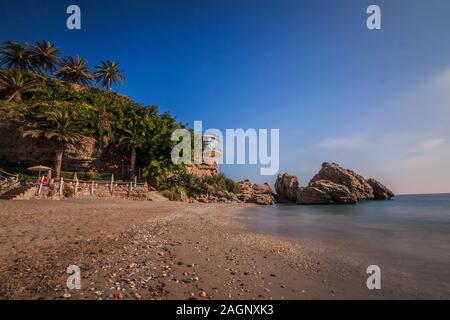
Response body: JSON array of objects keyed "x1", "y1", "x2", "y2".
[{"x1": 27, "y1": 165, "x2": 53, "y2": 179}]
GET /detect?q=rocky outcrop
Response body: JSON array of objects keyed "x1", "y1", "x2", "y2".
[
  {"x1": 237, "y1": 180, "x2": 275, "y2": 205},
  {"x1": 181, "y1": 180, "x2": 275, "y2": 205},
  {"x1": 297, "y1": 180, "x2": 357, "y2": 204},
  {"x1": 367, "y1": 178, "x2": 394, "y2": 200},
  {"x1": 186, "y1": 163, "x2": 219, "y2": 178},
  {"x1": 310, "y1": 162, "x2": 374, "y2": 201},
  {"x1": 275, "y1": 173, "x2": 299, "y2": 203},
  {"x1": 277, "y1": 162, "x2": 394, "y2": 205},
  {"x1": 252, "y1": 183, "x2": 276, "y2": 205}
]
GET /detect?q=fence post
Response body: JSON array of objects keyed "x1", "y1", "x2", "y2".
[
  {"x1": 110, "y1": 174, "x2": 114, "y2": 195},
  {"x1": 134, "y1": 176, "x2": 137, "y2": 188},
  {"x1": 74, "y1": 173, "x2": 79, "y2": 195},
  {"x1": 59, "y1": 178, "x2": 64, "y2": 197},
  {"x1": 90, "y1": 181, "x2": 94, "y2": 195}
]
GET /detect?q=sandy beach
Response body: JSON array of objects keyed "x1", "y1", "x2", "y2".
[{"x1": 0, "y1": 198, "x2": 417, "y2": 300}]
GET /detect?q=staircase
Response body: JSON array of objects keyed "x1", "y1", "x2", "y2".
[{"x1": 0, "y1": 168, "x2": 23, "y2": 200}]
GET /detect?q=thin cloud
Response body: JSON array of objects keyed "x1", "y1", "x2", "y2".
[
  {"x1": 318, "y1": 136, "x2": 362, "y2": 149},
  {"x1": 418, "y1": 138, "x2": 445, "y2": 150}
]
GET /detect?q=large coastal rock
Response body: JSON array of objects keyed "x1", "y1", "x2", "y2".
[
  {"x1": 297, "y1": 180, "x2": 358, "y2": 204},
  {"x1": 275, "y1": 173, "x2": 299, "y2": 203},
  {"x1": 310, "y1": 162, "x2": 374, "y2": 201},
  {"x1": 252, "y1": 183, "x2": 276, "y2": 205},
  {"x1": 367, "y1": 178, "x2": 394, "y2": 200},
  {"x1": 238, "y1": 180, "x2": 275, "y2": 205},
  {"x1": 278, "y1": 162, "x2": 394, "y2": 205}
]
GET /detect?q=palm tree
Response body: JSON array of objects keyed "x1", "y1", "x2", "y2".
[
  {"x1": 0, "y1": 69, "x2": 42, "y2": 102},
  {"x1": 55, "y1": 55, "x2": 93, "y2": 86},
  {"x1": 97, "y1": 108, "x2": 113, "y2": 154},
  {"x1": 23, "y1": 110, "x2": 91, "y2": 179},
  {"x1": 94, "y1": 60, "x2": 124, "y2": 90},
  {"x1": 0, "y1": 41, "x2": 32, "y2": 70},
  {"x1": 30, "y1": 41, "x2": 61, "y2": 75},
  {"x1": 119, "y1": 127, "x2": 146, "y2": 179}
]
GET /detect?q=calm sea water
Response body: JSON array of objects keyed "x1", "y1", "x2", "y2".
[{"x1": 239, "y1": 194, "x2": 450, "y2": 298}]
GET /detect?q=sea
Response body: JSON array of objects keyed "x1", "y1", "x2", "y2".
[{"x1": 239, "y1": 194, "x2": 450, "y2": 298}]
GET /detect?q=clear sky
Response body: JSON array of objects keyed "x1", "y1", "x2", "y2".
[{"x1": 1, "y1": 0, "x2": 450, "y2": 194}]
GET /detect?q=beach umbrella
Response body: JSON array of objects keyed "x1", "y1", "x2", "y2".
[{"x1": 27, "y1": 165, "x2": 53, "y2": 179}]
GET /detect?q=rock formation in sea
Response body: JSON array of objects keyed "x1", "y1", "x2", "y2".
[
  {"x1": 297, "y1": 180, "x2": 358, "y2": 204},
  {"x1": 274, "y1": 173, "x2": 299, "y2": 203},
  {"x1": 367, "y1": 178, "x2": 395, "y2": 200},
  {"x1": 274, "y1": 162, "x2": 394, "y2": 205},
  {"x1": 310, "y1": 162, "x2": 374, "y2": 201}
]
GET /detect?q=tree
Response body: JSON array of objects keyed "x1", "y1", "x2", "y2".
[
  {"x1": 94, "y1": 60, "x2": 124, "y2": 90},
  {"x1": 119, "y1": 127, "x2": 146, "y2": 179},
  {"x1": 30, "y1": 41, "x2": 61, "y2": 75},
  {"x1": 0, "y1": 69, "x2": 42, "y2": 102},
  {"x1": 0, "y1": 41, "x2": 32, "y2": 70},
  {"x1": 23, "y1": 109, "x2": 91, "y2": 179},
  {"x1": 55, "y1": 55, "x2": 93, "y2": 86}
]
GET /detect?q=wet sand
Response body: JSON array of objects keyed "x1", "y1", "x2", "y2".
[{"x1": 0, "y1": 198, "x2": 418, "y2": 300}]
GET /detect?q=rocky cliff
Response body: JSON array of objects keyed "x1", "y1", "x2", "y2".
[{"x1": 0, "y1": 107, "x2": 123, "y2": 173}]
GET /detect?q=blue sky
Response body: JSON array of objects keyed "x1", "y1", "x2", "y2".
[{"x1": 2, "y1": 0, "x2": 450, "y2": 193}]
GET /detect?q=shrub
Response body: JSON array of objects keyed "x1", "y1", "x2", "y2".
[
  {"x1": 161, "y1": 187, "x2": 183, "y2": 201},
  {"x1": 204, "y1": 173, "x2": 241, "y2": 194},
  {"x1": 60, "y1": 171, "x2": 112, "y2": 181},
  {"x1": 225, "y1": 178, "x2": 241, "y2": 193},
  {"x1": 160, "y1": 173, "x2": 208, "y2": 197}
]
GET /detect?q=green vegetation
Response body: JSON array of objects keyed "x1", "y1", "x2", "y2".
[
  {"x1": 23, "y1": 109, "x2": 92, "y2": 179},
  {"x1": 30, "y1": 41, "x2": 61, "y2": 75},
  {"x1": 54, "y1": 55, "x2": 93, "y2": 86},
  {"x1": 0, "y1": 40, "x2": 185, "y2": 183},
  {"x1": 160, "y1": 173, "x2": 241, "y2": 200},
  {"x1": 94, "y1": 60, "x2": 124, "y2": 90},
  {"x1": 0, "y1": 69, "x2": 42, "y2": 102},
  {"x1": 0, "y1": 41, "x2": 33, "y2": 70}
]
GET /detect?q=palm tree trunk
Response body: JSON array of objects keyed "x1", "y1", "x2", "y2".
[
  {"x1": 130, "y1": 145, "x2": 136, "y2": 179},
  {"x1": 7, "y1": 91, "x2": 21, "y2": 102},
  {"x1": 55, "y1": 143, "x2": 64, "y2": 179}
]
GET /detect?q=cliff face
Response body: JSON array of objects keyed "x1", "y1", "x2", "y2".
[
  {"x1": 186, "y1": 163, "x2": 219, "y2": 178},
  {"x1": 0, "y1": 108, "x2": 120, "y2": 173},
  {"x1": 0, "y1": 109, "x2": 56, "y2": 166}
]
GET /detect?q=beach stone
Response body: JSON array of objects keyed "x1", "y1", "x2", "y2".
[{"x1": 367, "y1": 178, "x2": 394, "y2": 200}]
